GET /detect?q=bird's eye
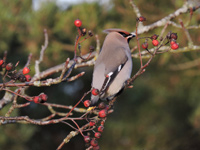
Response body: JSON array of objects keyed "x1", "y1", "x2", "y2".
[{"x1": 119, "y1": 32, "x2": 127, "y2": 37}]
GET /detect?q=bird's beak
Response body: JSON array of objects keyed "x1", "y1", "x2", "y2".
[{"x1": 130, "y1": 32, "x2": 136, "y2": 37}]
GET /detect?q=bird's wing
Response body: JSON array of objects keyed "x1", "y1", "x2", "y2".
[{"x1": 99, "y1": 47, "x2": 128, "y2": 95}]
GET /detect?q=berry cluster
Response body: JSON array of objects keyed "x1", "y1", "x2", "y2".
[
  {"x1": 0, "y1": 57, "x2": 49, "y2": 104},
  {"x1": 168, "y1": 33, "x2": 179, "y2": 50},
  {"x1": 0, "y1": 59, "x2": 32, "y2": 82},
  {"x1": 141, "y1": 32, "x2": 179, "y2": 52},
  {"x1": 33, "y1": 93, "x2": 48, "y2": 103},
  {"x1": 83, "y1": 115, "x2": 106, "y2": 150},
  {"x1": 74, "y1": 19, "x2": 93, "y2": 38},
  {"x1": 82, "y1": 88, "x2": 111, "y2": 149},
  {"x1": 137, "y1": 16, "x2": 179, "y2": 51},
  {"x1": 73, "y1": 19, "x2": 94, "y2": 61}
]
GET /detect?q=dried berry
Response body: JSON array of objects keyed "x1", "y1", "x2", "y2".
[
  {"x1": 88, "y1": 30, "x2": 93, "y2": 37},
  {"x1": 170, "y1": 33, "x2": 178, "y2": 40},
  {"x1": 11, "y1": 73, "x2": 19, "y2": 80},
  {"x1": 18, "y1": 74, "x2": 26, "y2": 82},
  {"x1": 89, "y1": 46, "x2": 95, "y2": 52},
  {"x1": 81, "y1": 28, "x2": 87, "y2": 36},
  {"x1": 151, "y1": 34, "x2": 159, "y2": 40}
]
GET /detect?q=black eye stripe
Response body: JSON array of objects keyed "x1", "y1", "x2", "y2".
[
  {"x1": 118, "y1": 32, "x2": 135, "y2": 43},
  {"x1": 118, "y1": 32, "x2": 132, "y2": 37}
]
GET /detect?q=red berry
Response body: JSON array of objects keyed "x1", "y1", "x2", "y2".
[
  {"x1": 74, "y1": 19, "x2": 82, "y2": 27},
  {"x1": 171, "y1": 43, "x2": 179, "y2": 50},
  {"x1": 91, "y1": 88, "x2": 99, "y2": 96},
  {"x1": 90, "y1": 138, "x2": 98, "y2": 147},
  {"x1": 25, "y1": 74, "x2": 31, "y2": 82},
  {"x1": 137, "y1": 16, "x2": 146, "y2": 22},
  {"x1": 6, "y1": 63, "x2": 13, "y2": 71},
  {"x1": 84, "y1": 136, "x2": 90, "y2": 143},
  {"x1": 23, "y1": 67, "x2": 30, "y2": 75},
  {"x1": 33, "y1": 96, "x2": 41, "y2": 103},
  {"x1": 142, "y1": 42, "x2": 148, "y2": 49},
  {"x1": 98, "y1": 125, "x2": 104, "y2": 132},
  {"x1": 98, "y1": 109, "x2": 107, "y2": 118},
  {"x1": 94, "y1": 132, "x2": 101, "y2": 139},
  {"x1": 84, "y1": 100, "x2": 91, "y2": 107},
  {"x1": 170, "y1": 40, "x2": 176, "y2": 45},
  {"x1": 89, "y1": 121, "x2": 95, "y2": 126},
  {"x1": 0, "y1": 59, "x2": 4, "y2": 66},
  {"x1": 39, "y1": 93, "x2": 48, "y2": 102},
  {"x1": 152, "y1": 40, "x2": 159, "y2": 46}
]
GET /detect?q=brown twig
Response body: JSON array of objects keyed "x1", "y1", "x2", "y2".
[{"x1": 135, "y1": 21, "x2": 143, "y2": 67}]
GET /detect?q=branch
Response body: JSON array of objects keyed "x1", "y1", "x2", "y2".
[
  {"x1": 130, "y1": 1, "x2": 193, "y2": 34},
  {"x1": 35, "y1": 29, "x2": 49, "y2": 76}
]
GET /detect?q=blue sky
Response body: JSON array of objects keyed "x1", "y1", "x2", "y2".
[{"x1": 32, "y1": 0, "x2": 110, "y2": 10}]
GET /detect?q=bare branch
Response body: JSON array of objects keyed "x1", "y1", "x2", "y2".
[
  {"x1": 35, "y1": 29, "x2": 49, "y2": 76},
  {"x1": 130, "y1": 1, "x2": 192, "y2": 34}
]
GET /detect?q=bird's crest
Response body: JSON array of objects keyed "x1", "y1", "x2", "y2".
[{"x1": 103, "y1": 28, "x2": 131, "y2": 35}]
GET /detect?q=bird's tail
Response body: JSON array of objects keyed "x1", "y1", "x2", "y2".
[{"x1": 90, "y1": 95, "x2": 99, "y2": 106}]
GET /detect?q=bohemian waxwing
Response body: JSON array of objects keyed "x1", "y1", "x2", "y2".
[{"x1": 91, "y1": 28, "x2": 135, "y2": 105}]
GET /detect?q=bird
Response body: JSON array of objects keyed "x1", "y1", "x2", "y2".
[{"x1": 91, "y1": 28, "x2": 135, "y2": 106}]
